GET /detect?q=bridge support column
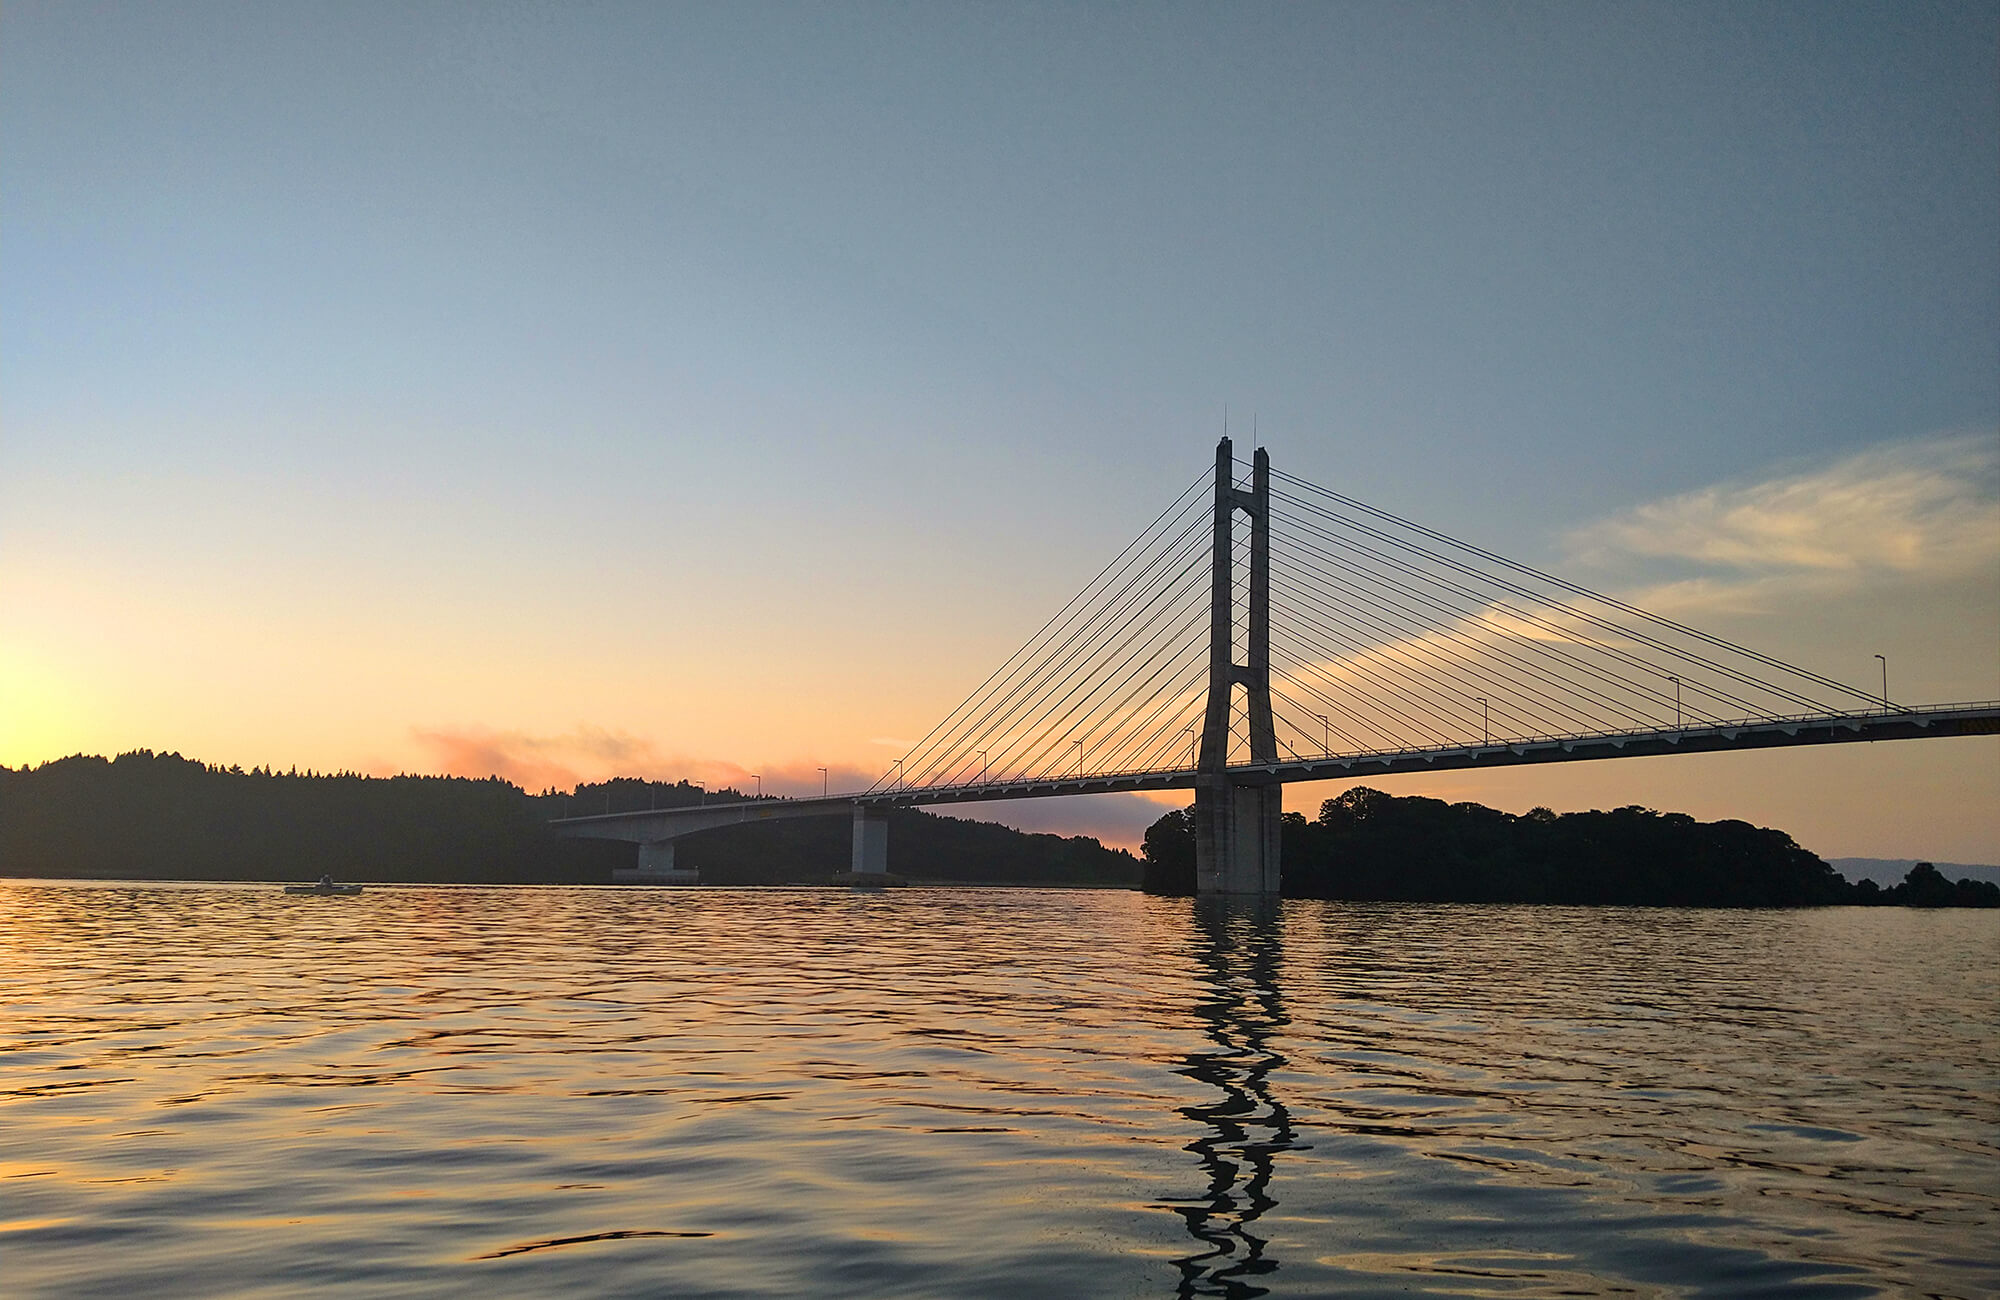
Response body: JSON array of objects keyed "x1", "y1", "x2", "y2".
[
  {"x1": 615, "y1": 839, "x2": 699, "y2": 885},
  {"x1": 1195, "y1": 781, "x2": 1282, "y2": 894},
  {"x1": 638, "y1": 840, "x2": 674, "y2": 876},
  {"x1": 1195, "y1": 436, "x2": 1283, "y2": 895},
  {"x1": 851, "y1": 807, "x2": 890, "y2": 874}
]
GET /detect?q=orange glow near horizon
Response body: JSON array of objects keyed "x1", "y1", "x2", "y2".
[{"x1": 4, "y1": 439, "x2": 1994, "y2": 863}]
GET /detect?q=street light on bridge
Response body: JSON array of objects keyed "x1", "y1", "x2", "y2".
[
  {"x1": 1472, "y1": 698, "x2": 1488, "y2": 745},
  {"x1": 1071, "y1": 738, "x2": 1084, "y2": 775},
  {"x1": 817, "y1": 766, "x2": 828, "y2": 798},
  {"x1": 751, "y1": 773, "x2": 761, "y2": 799},
  {"x1": 1185, "y1": 722, "x2": 1197, "y2": 770},
  {"x1": 1874, "y1": 654, "x2": 1888, "y2": 710},
  {"x1": 1314, "y1": 712, "x2": 1329, "y2": 755},
  {"x1": 1667, "y1": 677, "x2": 1680, "y2": 730},
  {"x1": 978, "y1": 750, "x2": 988, "y2": 784},
  {"x1": 890, "y1": 758, "x2": 904, "y2": 791}
]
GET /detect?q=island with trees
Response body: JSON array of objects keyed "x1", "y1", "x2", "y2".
[
  {"x1": 5, "y1": 753, "x2": 1992, "y2": 905},
  {"x1": 1141, "y1": 786, "x2": 2000, "y2": 906}
]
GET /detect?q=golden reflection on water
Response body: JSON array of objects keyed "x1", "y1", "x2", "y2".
[{"x1": 1, "y1": 880, "x2": 1996, "y2": 1298}]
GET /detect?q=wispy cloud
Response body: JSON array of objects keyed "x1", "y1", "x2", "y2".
[{"x1": 1569, "y1": 431, "x2": 1999, "y2": 589}]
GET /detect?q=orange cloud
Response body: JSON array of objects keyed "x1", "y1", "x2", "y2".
[
  {"x1": 408, "y1": 725, "x2": 648, "y2": 791},
  {"x1": 400, "y1": 723, "x2": 1174, "y2": 844},
  {"x1": 406, "y1": 725, "x2": 879, "y2": 797}
]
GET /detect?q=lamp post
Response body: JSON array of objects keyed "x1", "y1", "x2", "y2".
[
  {"x1": 977, "y1": 750, "x2": 988, "y2": 784},
  {"x1": 1071, "y1": 739, "x2": 1084, "y2": 776},
  {"x1": 1185, "y1": 722, "x2": 1198, "y2": 771},
  {"x1": 818, "y1": 766, "x2": 828, "y2": 798},
  {"x1": 1874, "y1": 654, "x2": 1888, "y2": 710},
  {"x1": 751, "y1": 773, "x2": 761, "y2": 799},
  {"x1": 890, "y1": 759, "x2": 904, "y2": 791},
  {"x1": 1473, "y1": 697, "x2": 1488, "y2": 744},
  {"x1": 1314, "y1": 712, "x2": 1329, "y2": 755},
  {"x1": 1667, "y1": 676, "x2": 1680, "y2": 729}
]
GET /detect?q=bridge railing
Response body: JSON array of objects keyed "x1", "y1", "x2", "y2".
[{"x1": 862, "y1": 700, "x2": 2000, "y2": 798}]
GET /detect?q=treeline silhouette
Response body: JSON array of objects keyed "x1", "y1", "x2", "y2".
[
  {"x1": 1851, "y1": 860, "x2": 2000, "y2": 908},
  {"x1": 665, "y1": 811, "x2": 1139, "y2": 885},
  {"x1": 0, "y1": 751, "x2": 1137, "y2": 886},
  {"x1": 1141, "y1": 786, "x2": 2000, "y2": 907}
]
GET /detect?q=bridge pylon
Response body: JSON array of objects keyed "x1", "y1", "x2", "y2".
[{"x1": 1195, "y1": 437, "x2": 1283, "y2": 894}]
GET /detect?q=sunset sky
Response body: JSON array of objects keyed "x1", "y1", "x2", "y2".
[{"x1": 5, "y1": 3, "x2": 1996, "y2": 861}]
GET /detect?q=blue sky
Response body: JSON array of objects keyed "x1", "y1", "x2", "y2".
[{"x1": 5, "y1": 2, "x2": 1996, "y2": 858}]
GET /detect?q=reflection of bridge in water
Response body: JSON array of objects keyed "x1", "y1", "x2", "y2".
[
  {"x1": 1164, "y1": 899, "x2": 1301, "y2": 1299},
  {"x1": 556, "y1": 440, "x2": 1999, "y2": 893}
]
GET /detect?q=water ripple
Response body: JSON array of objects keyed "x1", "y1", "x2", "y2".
[{"x1": 2, "y1": 880, "x2": 1995, "y2": 1297}]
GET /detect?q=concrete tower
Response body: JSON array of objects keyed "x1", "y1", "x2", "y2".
[{"x1": 1193, "y1": 437, "x2": 1283, "y2": 894}]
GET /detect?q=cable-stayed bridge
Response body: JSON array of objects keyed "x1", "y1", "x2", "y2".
[{"x1": 555, "y1": 440, "x2": 1998, "y2": 892}]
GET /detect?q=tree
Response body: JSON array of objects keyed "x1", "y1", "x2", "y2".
[{"x1": 1141, "y1": 807, "x2": 1196, "y2": 895}]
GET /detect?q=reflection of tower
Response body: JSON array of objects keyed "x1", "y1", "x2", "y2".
[{"x1": 1164, "y1": 896, "x2": 1304, "y2": 1299}]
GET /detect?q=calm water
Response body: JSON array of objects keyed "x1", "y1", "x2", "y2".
[{"x1": 3, "y1": 882, "x2": 1995, "y2": 1298}]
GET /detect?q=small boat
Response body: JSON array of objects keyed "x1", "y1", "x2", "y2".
[{"x1": 284, "y1": 882, "x2": 364, "y2": 896}]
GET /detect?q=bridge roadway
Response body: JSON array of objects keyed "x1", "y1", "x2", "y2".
[{"x1": 552, "y1": 701, "x2": 1999, "y2": 879}]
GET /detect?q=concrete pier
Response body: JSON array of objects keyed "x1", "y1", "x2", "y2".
[
  {"x1": 1195, "y1": 780, "x2": 1283, "y2": 894},
  {"x1": 614, "y1": 839, "x2": 699, "y2": 885},
  {"x1": 851, "y1": 807, "x2": 890, "y2": 874}
]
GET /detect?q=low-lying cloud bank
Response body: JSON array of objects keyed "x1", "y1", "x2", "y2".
[
  {"x1": 926, "y1": 791, "x2": 1182, "y2": 849},
  {"x1": 407, "y1": 725, "x2": 879, "y2": 799},
  {"x1": 409, "y1": 725, "x2": 661, "y2": 793}
]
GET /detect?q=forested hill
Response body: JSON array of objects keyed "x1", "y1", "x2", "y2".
[
  {"x1": 1141, "y1": 787, "x2": 2000, "y2": 907},
  {"x1": 0, "y1": 751, "x2": 1137, "y2": 886}
]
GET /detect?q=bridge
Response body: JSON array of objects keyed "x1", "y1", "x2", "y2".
[{"x1": 555, "y1": 440, "x2": 2000, "y2": 892}]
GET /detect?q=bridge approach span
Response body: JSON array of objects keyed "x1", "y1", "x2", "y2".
[{"x1": 552, "y1": 796, "x2": 877, "y2": 882}]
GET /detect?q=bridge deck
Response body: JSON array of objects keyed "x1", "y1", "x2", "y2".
[{"x1": 553, "y1": 703, "x2": 1998, "y2": 834}]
